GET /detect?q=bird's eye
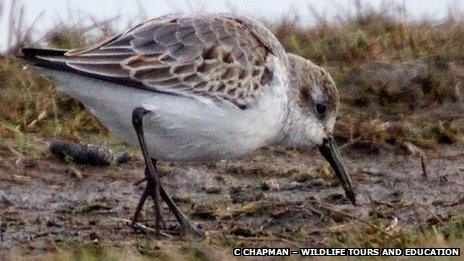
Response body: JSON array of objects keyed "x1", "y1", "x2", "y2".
[{"x1": 315, "y1": 103, "x2": 327, "y2": 116}]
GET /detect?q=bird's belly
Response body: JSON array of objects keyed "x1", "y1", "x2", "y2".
[{"x1": 45, "y1": 70, "x2": 287, "y2": 162}]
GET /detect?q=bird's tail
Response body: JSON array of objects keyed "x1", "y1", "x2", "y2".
[{"x1": 21, "y1": 48, "x2": 69, "y2": 71}]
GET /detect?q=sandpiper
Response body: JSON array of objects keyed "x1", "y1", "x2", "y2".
[{"x1": 22, "y1": 13, "x2": 356, "y2": 237}]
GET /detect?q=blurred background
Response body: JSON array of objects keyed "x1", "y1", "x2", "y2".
[
  {"x1": 1, "y1": 0, "x2": 464, "y2": 259},
  {"x1": 1, "y1": 0, "x2": 463, "y2": 54}
]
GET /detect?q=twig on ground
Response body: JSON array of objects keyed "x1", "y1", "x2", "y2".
[
  {"x1": 7, "y1": 145, "x2": 24, "y2": 157},
  {"x1": 414, "y1": 203, "x2": 445, "y2": 226},
  {"x1": 420, "y1": 154, "x2": 428, "y2": 180},
  {"x1": 444, "y1": 197, "x2": 464, "y2": 207},
  {"x1": 112, "y1": 217, "x2": 155, "y2": 232},
  {"x1": 26, "y1": 110, "x2": 48, "y2": 129},
  {"x1": 300, "y1": 201, "x2": 324, "y2": 216},
  {"x1": 111, "y1": 217, "x2": 173, "y2": 238},
  {"x1": 386, "y1": 216, "x2": 398, "y2": 231},
  {"x1": 428, "y1": 153, "x2": 464, "y2": 161},
  {"x1": 455, "y1": 80, "x2": 463, "y2": 105},
  {"x1": 372, "y1": 199, "x2": 396, "y2": 208},
  {"x1": 309, "y1": 199, "x2": 403, "y2": 245}
]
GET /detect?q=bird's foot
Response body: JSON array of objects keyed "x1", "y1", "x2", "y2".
[
  {"x1": 180, "y1": 218, "x2": 206, "y2": 238},
  {"x1": 130, "y1": 181, "x2": 166, "y2": 232}
]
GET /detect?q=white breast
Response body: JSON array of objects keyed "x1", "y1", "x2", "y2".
[{"x1": 35, "y1": 58, "x2": 289, "y2": 162}]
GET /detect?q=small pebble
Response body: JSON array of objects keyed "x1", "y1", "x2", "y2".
[
  {"x1": 325, "y1": 193, "x2": 349, "y2": 204},
  {"x1": 115, "y1": 152, "x2": 130, "y2": 164},
  {"x1": 266, "y1": 179, "x2": 281, "y2": 191},
  {"x1": 89, "y1": 231, "x2": 99, "y2": 241},
  {"x1": 329, "y1": 193, "x2": 343, "y2": 201},
  {"x1": 293, "y1": 172, "x2": 310, "y2": 183},
  {"x1": 204, "y1": 186, "x2": 221, "y2": 194},
  {"x1": 363, "y1": 167, "x2": 385, "y2": 177},
  {"x1": 46, "y1": 220, "x2": 60, "y2": 227},
  {"x1": 287, "y1": 181, "x2": 303, "y2": 190},
  {"x1": 260, "y1": 181, "x2": 270, "y2": 191}
]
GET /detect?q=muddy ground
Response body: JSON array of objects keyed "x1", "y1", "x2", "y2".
[{"x1": 1, "y1": 136, "x2": 463, "y2": 258}]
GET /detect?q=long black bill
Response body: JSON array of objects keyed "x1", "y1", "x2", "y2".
[{"x1": 318, "y1": 136, "x2": 356, "y2": 205}]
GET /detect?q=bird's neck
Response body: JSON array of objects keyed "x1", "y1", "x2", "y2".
[
  {"x1": 274, "y1": 53, "x2": 325, "y2": 149},
  {"x1": 276, "y1": 101, "x2": 324, "y2": 150}
]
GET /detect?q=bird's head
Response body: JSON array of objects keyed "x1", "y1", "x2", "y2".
[{"x1": 280, "y1": 53, "x2": 356, "y2": 204}]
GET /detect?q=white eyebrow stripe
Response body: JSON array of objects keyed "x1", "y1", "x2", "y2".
[{"x1": 311, "y1": 87, "x2": 325, "y2": 103}]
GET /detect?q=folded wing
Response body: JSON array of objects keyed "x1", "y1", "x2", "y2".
[{"x1": 33, "y1": 14, "x2": 285, "y2": 109}]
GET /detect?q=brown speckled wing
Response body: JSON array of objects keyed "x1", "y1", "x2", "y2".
[{"x1": 44, "y1": 14, "x2": 285, "y2": 108}]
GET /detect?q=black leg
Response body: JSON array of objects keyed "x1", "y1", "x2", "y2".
[
  {"x1": 132, "y1": 159, "x2": 205, "y2": 237},
  {"x1": 131, "y1": 107, "x2": 162, "y2": 234},
  {"x1": 159, "y1": 180, "x2": 206, "y2": 237},
  {"x1": 132, "y1": 166, "x2": 166, "y2": 228},
  {"x1": 150, "y1": 159, "x2": 204, "y2": 237},
  {"x1": 130, "y1": 107, "x2": 205, "y2": 238},
  {"x1": 130, "y1": 181, "x2": 150, "y2": 226}
]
